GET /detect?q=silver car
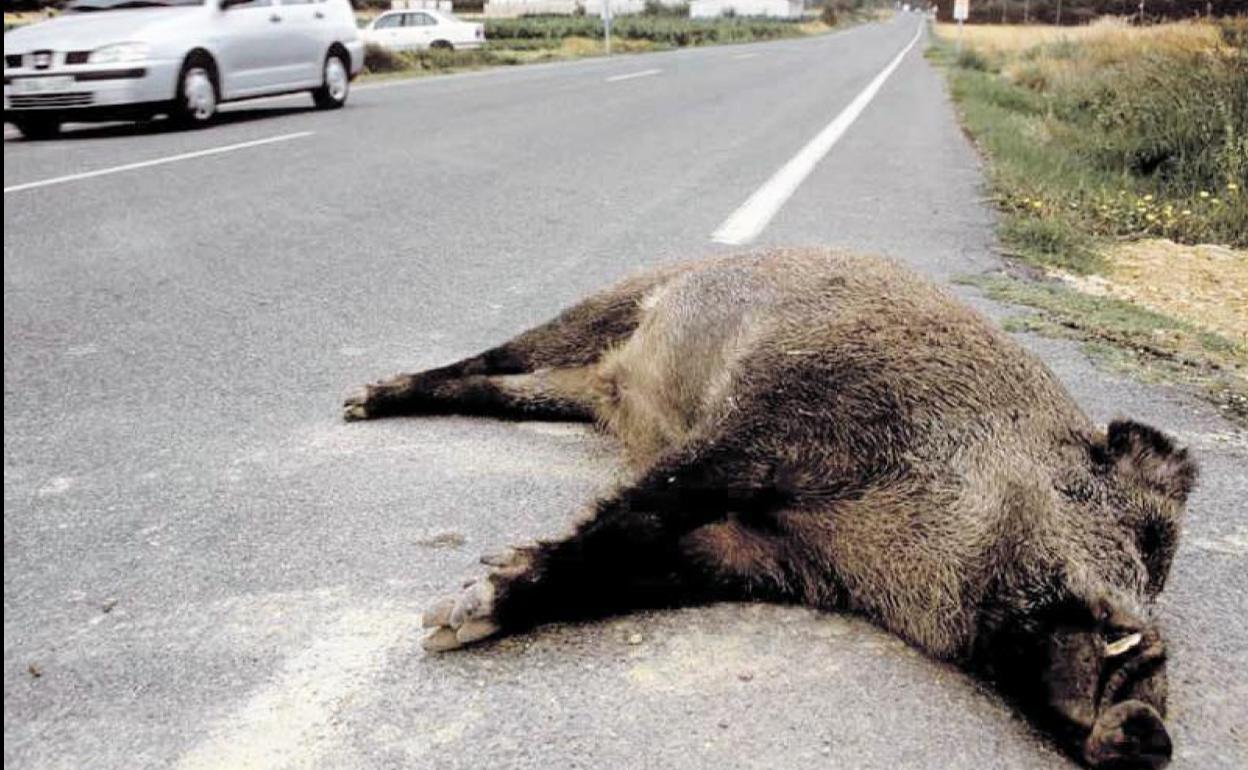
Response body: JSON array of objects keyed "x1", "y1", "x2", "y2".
[{"x1": 3, "y1": 0, "x2": 364, "y2": 139}]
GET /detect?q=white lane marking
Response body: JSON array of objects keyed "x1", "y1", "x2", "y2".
[
  {"x1": 3, "y1": 131, "x2": 314, "y2": 194},
  {"x1": 732, "y1": 53, "x2": 760, "y2": 60},
  {"x1": 606, "y1": 68, "x2": 662, "y2": 83},
  {"x1": 174, "y1": 606, "x2": 421, "y2": 770},
  {"x1": 711, "y1": 25, "x2": 923, "y2": 245}
]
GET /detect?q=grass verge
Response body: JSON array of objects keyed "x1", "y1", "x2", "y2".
[
  {"x1": 933, "y1": 19, "x2": 1247, "y2": 422},
  {"x1": 930, "y1": 18, "x2": 1246, "y2": 266},
  {"x1": 958, "y1": 273, "x2": 1247, "y2": 426}
]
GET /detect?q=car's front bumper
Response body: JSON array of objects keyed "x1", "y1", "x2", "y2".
[{"x1": 3, "y1": 59, "x2": 179, "y2": 117}]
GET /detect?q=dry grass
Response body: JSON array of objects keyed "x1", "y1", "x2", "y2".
[
  {"x1": 937, "y1": 19, "x2": 1233, "y2": 96},
  {"x1": 1055, "y1": 241, "x2": 1248, "y2": 346},
  {"x1": 934, "y1": 18, "x2": 1221, "y2": 56}
]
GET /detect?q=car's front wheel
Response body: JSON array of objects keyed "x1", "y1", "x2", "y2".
[
  {"x1": 312, "y1": 51, "x2": 349, "y2": 111},
  {"x1": 11, "y1": 116, "x2": 62, "y2": 140},
  {"x1": 171, "y1": 58, "x2": 218, "y2": 128}
]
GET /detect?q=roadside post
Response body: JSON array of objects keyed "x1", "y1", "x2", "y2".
[
  {"x1": 604, "y1": 0, "x2": 613, "y2": 56},
  {"x1": 953, "y1": 0, "x2": 969, "y2": 53}
]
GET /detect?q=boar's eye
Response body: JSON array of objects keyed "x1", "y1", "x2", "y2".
[{"x1": 1104, "y1": 632, "x2": 1143, "y2": 658}]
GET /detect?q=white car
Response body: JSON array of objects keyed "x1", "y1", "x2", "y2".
[
  {"x1": 360, "y1": 10, "x2": 484, "y2": 52},
  {"x1": 3, "y1": 0, "x2": 365, "y2": 139}
]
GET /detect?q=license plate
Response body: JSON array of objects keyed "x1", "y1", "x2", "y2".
[{"x1": 11, "y1": 76, "x2": 74, "y2": 95}]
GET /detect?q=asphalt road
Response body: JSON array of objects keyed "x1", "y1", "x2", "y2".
[{"x1": 5, "y1": 15, "x2": 1246, "y2": 770}]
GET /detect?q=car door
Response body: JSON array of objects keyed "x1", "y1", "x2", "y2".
[
  {"x1": 274, "y1": 0, "x2": 323, "y2": 87},
  {"x1": 407, "y1": 12, "x2": 437, "y2": 50},
  {"x1": 370, "y1": 13, "x2": 406, "y2": 51},
  {"x1": 214, "y1": 0, "x2": 283, "y2": 97}
]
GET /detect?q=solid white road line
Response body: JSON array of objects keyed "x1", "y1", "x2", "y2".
[
  {"x1": 710, "y1": 25, "x2": 924, "y2": 246},
  {"x1": 605, "y1": 68, "x2": 662, "y2": 83},
  {"x1": 3, "y1": 131, "x2": 314, "y2": 194}
]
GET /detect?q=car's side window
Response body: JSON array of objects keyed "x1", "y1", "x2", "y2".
[
  {"x1": 375, "y1": 14, "x2": 402, "y2": 28},
  {"x1": 280, "y1": 0, "x2": 314, "y2": 5},
  {"x1": 411, "y1": 12, "x2": 436, "y2": 26},
  {"x1": 227, "y1": 0, "x2": 272, "y2": 8}
]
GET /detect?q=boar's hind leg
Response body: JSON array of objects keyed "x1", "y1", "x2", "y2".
[
  {"x1": 421, "y1": 449, "x2": 797, "y2": 652},
  {"x1": 344, "y1": 272, "x2": 667, "y2": 422},
  {"x1": 345, "y1": 366, "x2": 602, "y2": 422}
]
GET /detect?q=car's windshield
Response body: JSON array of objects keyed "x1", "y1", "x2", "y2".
[{"x1": 66, "y1": 0, "x2": 205, "y2": 11}]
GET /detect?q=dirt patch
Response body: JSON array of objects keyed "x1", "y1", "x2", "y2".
[{"x1": 1053, "y1": 239, "x2": 1248, "y2": 346}]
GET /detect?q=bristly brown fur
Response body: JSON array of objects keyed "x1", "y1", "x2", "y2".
[{"x1": 345, "y1": 249, "x2": 1197, "y2": 769}]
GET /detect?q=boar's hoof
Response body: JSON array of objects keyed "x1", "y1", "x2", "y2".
[
  {"x1": 421, "y1": 579, "x2": 500, "y2": 653},
  {"x1": 342, "y1": 387, "x2": 374, "y2": 421},
  {"x1": 1083, "y1": 700, "x2": 1172, "y2": 769}
]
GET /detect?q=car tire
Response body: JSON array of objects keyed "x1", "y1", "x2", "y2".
[
  {"x1": 12, "y1": 116, "x2": 62, "y2": 141},
  {"x1": 430, "y1": 40, "x2": 454, "y2": 52},
  {"x1": 170, "y1": 56, "x2": 219, "y2": 128},
  {"x1": 312, "y1": 51, "x2": 349, "y2": 111}
]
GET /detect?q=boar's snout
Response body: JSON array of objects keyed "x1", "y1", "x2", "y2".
[{"x1": 1083, "y1": 700, "x2": 1172, "y2": 770}]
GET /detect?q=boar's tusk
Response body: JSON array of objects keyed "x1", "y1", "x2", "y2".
[{"x1": 1105, "y1": 632, "x2": 1143, "y2": 657}]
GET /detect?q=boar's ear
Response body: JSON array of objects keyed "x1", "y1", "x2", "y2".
[{"x1": 1101, "y1": 419, "x2": 1198, "y2": 504}]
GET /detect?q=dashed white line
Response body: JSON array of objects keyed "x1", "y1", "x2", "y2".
[
  {"x1": 605, "y1": 68, "x2": 662, "y2": 83},
  {"x1": 3, "y1": 131, "x2": 314, "y2": 194},
  {"x1": 732, "y1": 53, "x2": 760, "y2": 60},
  {"x1": 711, "y1": 25, "x2": 923, "y2": 246}
]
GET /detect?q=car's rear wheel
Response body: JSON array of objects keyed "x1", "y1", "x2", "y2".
[
  {"x1": 312, "y1": 51, "x2": 349, "y2": 110},
  {"x1": 171, "y1": 57, "x2": 219, "y2": 128},
  {"x1": 11, "y1": 116, "x2": 62, "y2": 140},
  {"x1": 430, "y1": 40, "x2": 454, "y2": 52}
]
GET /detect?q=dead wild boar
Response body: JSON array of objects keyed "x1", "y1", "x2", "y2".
[{"x1": 345, "y1": 249, "x2": 1194, "y2": 769}]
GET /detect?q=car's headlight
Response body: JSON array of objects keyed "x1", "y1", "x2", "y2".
[{"x1": 89, "y1": 42, "x2": 150, "y2": 65}]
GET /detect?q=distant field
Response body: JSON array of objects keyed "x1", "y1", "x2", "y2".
[{"x1": 362, "y1": 15, "x2": 835, "y2": 77}]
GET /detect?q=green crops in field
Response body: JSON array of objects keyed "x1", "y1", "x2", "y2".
[{"x1": 483, "y1": 15, "x2": 807, "y2": 46}]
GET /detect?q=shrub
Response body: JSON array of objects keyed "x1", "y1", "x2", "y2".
[
  {"x1": 363, "y1": 43, "x2": 403, "y2": 73},
  {"x1": 955, "y1": 46, "x2": 992, "y2": 71}
]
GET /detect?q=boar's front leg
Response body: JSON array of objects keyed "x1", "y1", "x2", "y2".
[{"x1": 421, "y1": 449, "x2": 798, "y2": 651}]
